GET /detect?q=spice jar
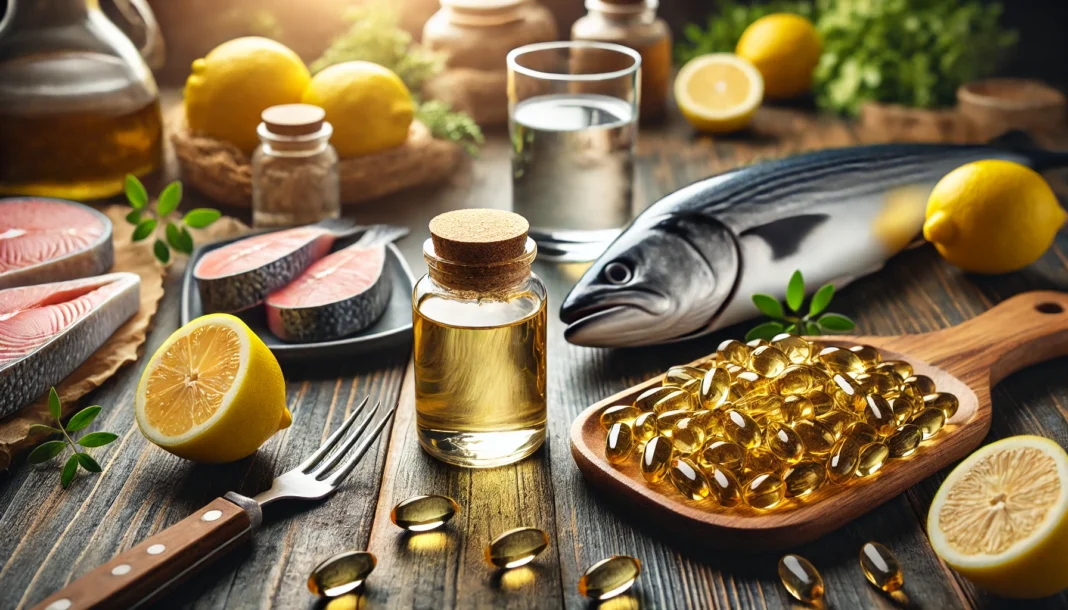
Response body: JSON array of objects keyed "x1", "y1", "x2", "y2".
[
  {"x1": 572, "y1": 0, "x2": 672, "y2": 120},
  {"x1": 413, "y1": 209, "x2": 547, "y2": 468},
  {"x1": 251, "y1": 104, "x2": 340, "y2": 228},
  {"x1": 422, "y1": 0, "x2": 558, "y2": 127}
]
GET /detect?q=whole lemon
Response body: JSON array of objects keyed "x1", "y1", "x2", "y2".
[
  {"x1": 924, "y1": 160, "x2": 1066, "y2": 274},
  {"x1": 184, "y1": 37, "x2": 310, "y2": 153},
  {"x1": 735, "y1": 14, "x2": 821, "y2": 100},
  {"x1": 302, "y1": 61, "x2": 414, "y2": 158}
]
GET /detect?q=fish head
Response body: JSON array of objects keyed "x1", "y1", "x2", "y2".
[{"x1": 560, "y1": 214, "x2": 739, "y2": 347}]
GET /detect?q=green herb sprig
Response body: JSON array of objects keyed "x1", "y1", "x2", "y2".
[
  {"x1": 675, "y1": 0, "x2": 815, "y2": 64},
  {"x1": 415, "y1": 100, "x2": 485, "y2": 156},
  {"x1": 746, "y1": 270, "x2": 855, "y2": 341},
  {"x1": 27, "y1": 388, "x2": 117, "y2": 488},
  {"x1": 124, "y1": 175, "x2": 221, "y2": 264}
]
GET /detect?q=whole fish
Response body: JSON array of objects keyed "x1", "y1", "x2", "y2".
[{"x1": 560, "y1": 132, "x2": 1068, "y2": 347}]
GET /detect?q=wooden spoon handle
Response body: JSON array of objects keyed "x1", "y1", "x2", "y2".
[{"x1": 32, "y1": 495, "x2": 259, "y2": 610}]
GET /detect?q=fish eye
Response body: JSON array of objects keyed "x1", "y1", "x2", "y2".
[{"x1": 603, "y1": 261, "x2": 633, "y2": 285}]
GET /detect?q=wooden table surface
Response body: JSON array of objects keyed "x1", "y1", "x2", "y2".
[{"x1": 2, "y1": 104, "x2": 1068, "y2": 610}]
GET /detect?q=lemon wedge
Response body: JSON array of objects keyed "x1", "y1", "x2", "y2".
[
  {"x1": 135, "y1": 314, "x2": 290, "y2": 463},
  {"x1": 928, "y1": 435, "x2": 1068, "y2": 598},
  {"x1": 675, "y1": 54, "x2": 764, "y2": 134}
]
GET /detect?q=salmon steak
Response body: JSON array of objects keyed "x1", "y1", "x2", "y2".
[
  {"x1": 265, "y1": 242, "x2": 391, "y2": 343},
  {"x1": 0, "y1": 272, "x2": 140, "y2": 417},
  {"x1": 0, "y1": 198, "x2": 114, "y2": 289}
]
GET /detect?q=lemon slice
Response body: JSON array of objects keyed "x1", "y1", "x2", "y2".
[
  {"x1": 928, "y1": 436, "x2": 1068, "y2": 598},
  {"x1": 135, "y1": 314, "x2": 290, "y2": 463},
  {"x1": 674, "y1": 54, "x2": 764, "y2": 134}
]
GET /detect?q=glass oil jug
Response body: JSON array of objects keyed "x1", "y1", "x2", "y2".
[{"x1": 0, "y1": 0, "x2": 165, "y2": 199}]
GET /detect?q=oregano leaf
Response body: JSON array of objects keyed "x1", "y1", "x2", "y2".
[
  {"x1": 745, "y1": 321, "x2": 784, "y2": 342},
  {"x1": 125, "y1": 174, "x2": 147, "y2": 210},
  {"x1": 183, "y1": 208, "x2": 222, "y2": 229},
  {"x1": 157, "y1": 181, "x2": 183, "y2": 217},
  {"x1": 751, "y1": 294, "x2": 785, "y2": 320},
  {"x1": 125, "y1": 210, "x2": 142, "y2": 225},
  {"x1": 805, "y1": 322, "x2": 821, "y2": 336},
  {"x1": 132, "y1": 219, "x2": 157, "y2": 242},
  {"x1": 61, "y1": 454, "x2": 79, "y2": 488},
  {"x1": 153, "y1": 239, "x2": 170, "y2": 264},
  {"x1": 78, "y1": 432, "x2": 119, "y2": 448},
  {"x1": 66, "y1": 405, "x2": 101, "y2": 432},
  {"x1": 28, "y1": 440, "x2": 66, "y2": 464},
  {"x1": 48, "y1": 387, "x2": 62, "y2": 420},
  {"x1": 786, "y1": 270, "x2": 805, "y2": 312},
  {"x1": 809, "y1": 284, "x2": 835, "y2": 317},
  {"x1": 75, "y1": 453, "x2": 102, "y2": 473},
  {"x1": 818, "y1": 313, "x2": 856, "y2": 332},
  {"x1": 29, "y1": 424, "x2": 60, "y2": 436}
]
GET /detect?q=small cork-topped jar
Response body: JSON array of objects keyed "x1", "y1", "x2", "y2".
[{"x1": 413, "y1": 209, "x2": 547, "y2": 468}]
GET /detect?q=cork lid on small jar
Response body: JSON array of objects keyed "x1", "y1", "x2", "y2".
[
  {"x1": 261, "y1": 104, "x2": 327, "y2": 136},
  {"x1": 429, "y1": 209, "x2": 529, "y2": 265}
]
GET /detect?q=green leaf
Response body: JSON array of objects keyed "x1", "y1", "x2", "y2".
[
  {"x1": 75, "y1": 453, "x2": 102, "y2": 473},
  {"x1": 786, "y1": 270, "x2": 805, "y2": 312},
  {"x1": 818, "y1": 313, "x2": 856, "y2": 332},
  {"x1": 125, "y1": 210, "x2": 142, "y2": 225},
  {"x1": 48, "y1": 387, "x2": 61, "y2": 420},
  {"x1": 783, "y1": 323, "x2": 797, "y2": 334},
  {"x1": 61, "y1": 454, "x2": 79, "y2": 488},
  {"x1": 157, "y1": 181, "x2": 183, "y2": 217},
  {"x1": 27, "y1": 440, "x2": 66, "y2": 464},
  {"x1": 132, "y1": 219, "x2": 157, "y2": 242},
  {"x1": 166, "y1": 222, "x2": 194, "y2": 255},
  {"x1": 28, "y1": 424, "x2": 60, "y2": 436},
  {"x1": 745, "y1": 321, "x2": 784, "y2": 342},
  {"x1": 809, "y1": 284, "x2": 836, "y2": 317},
  {"x1": 805, "y1": 322, "x2": 822, "y2": 336},
  {"x1": 153, "y1": 239, "x2": 170, "y2": 264},
  {"x1": 78, "y1": 432, "x2": 119, "y2": 448},
  {"x1": 66, "y1": 405, "x2": 101, "y2": 432},
  {"x1": 751, "y1": 294, "x2": 785, "y2": 320},
  {"x1": 125, "y1": 174, "x2": 147, "y2": 209},
  {"x1": 182, "y1": 208, "x2": 222, "y2": 229}
]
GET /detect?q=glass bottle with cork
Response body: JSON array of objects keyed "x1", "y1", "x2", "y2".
[
  {"x1": 572, "y1": 0, "x2": 672, "y2": 120},
  {"x1": 413, "y1": 209, "x2": 547, "y2": 468}
]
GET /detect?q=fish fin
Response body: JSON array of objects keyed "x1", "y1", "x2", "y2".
[
  {"x1": 988, "y1": 130, "x2": 1039, "y2": 149},
  {"x1": 739, "y1": 214, "x2": 829, "y2": 260}
]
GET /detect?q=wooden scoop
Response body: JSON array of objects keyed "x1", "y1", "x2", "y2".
[{"x1": 570, "y1": 290, "x2": 1068, "y2": 551}]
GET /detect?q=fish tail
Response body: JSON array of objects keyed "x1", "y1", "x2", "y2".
[{"x1": 988, "y1": 130, "x2": 1068, "y2": 170}]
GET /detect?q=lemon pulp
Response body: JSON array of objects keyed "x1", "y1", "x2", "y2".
[{"x1": 674, "y1": 54, "x2": 764, "y2": 134}]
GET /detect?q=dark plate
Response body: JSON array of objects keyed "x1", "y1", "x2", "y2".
[{"x1": 181, "y1": 231, "x2": 415, "y2": 362}]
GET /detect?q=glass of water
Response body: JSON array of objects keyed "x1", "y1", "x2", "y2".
[{"x1": 506, "y1": 41, "x2": 641, "y2": 262}]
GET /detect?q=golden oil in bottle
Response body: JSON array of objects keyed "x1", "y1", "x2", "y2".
[{"x1": 414, "y1": 210, "x2": 547, "y2": 467}]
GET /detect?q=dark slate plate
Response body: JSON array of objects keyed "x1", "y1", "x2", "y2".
[{"x1": 181, "y1": 231, "x2": 414, "y2": 363}]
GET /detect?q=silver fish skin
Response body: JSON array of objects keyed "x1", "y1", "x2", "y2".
[{"x1": 560, "y1": 134, "x2": 1068, "y2": 347}]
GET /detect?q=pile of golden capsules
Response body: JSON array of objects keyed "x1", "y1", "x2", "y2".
[{"x1": 601, "y1": 334, "x2": 959, "y2": 510}]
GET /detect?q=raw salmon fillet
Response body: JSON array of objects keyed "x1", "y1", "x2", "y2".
[{"x1": 0, "y1": 198, "x2": 114, "y2": 289}]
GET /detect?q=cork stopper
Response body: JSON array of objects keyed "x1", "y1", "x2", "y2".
[
  {"x1": 429, "y1": 209, "x2": 529, "y2": 265},
  {"x1": 261, "y1": 104, "x2": 326, "y2": 136}
]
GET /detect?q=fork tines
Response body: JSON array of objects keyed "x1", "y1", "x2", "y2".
[{"x1": 299, "y1": 396, "x2": 396, "y2": 487}]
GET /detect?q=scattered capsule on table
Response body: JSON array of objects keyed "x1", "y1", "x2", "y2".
[
  {"x1": 578, "y1": 556, "x2": 641, "y2": 600},
  {"x1": 640, "y1": 436, "x2": 673, "y2": 482},
  {"x1": 784, "y1": 461, "x2": 826, "y2": 497},
  {"x1": 778, "y1": 554, "x2": 824, "y2": 603},
  {"x1": 308, "y1": 551, "x2": 377, "y2": 597},
  {"x1": 844, "y1": 421, "x2": 879, "y2": 445},
  {"x1": 697, "y1": 439, "x2": 745, "y2": 473},
  {"x1": 605, "y1": 422, "x2": 635, "y2": 464},
  {"x1": 860, "y1": 542, "x2": 904, "y2": 592},
  {"x1": 818, "y1": 346, "x2": 866, "y2": 375},
  {"x1": 827, "y1": 437, "x2": 861, "y2": 483},
  {"x1": 750, "y1": 345, "x2": 790, "y2": 378},
  {"x1": 670, "y1": 457, "x2": 711, "y2": 500},
  {"x1": 664, "y1": 365, "x2": 705, "y2": 387},
  {"x1": 485, "y1": 527, "x2": 549, "y2": 569},
  {"x1": 653, "y1": 389, "x2": 693, "y2": 414},
  {"x1": 723, "y1": 409, "x2": 762, "y2": 448},
  {"x1": 875, "y1": 359, "x2": 913, "y2": 379},
  {"x1": 600, "y1": 405, "x2": 640, "y2": 430},
  {"x1": 904, "y1": 374, "x2": 936, "y2": 395},
  {"x1": 766, "y1": 422, "x2": 805, "y2": 463},
  {"x1": 856, "y1": 442, "x2": 890, "y2": 477},
  {"x1": 887, "y1": 424, "x2": 922, "y2": 457},
  {"x1": 849, "y1": 344, "x2": 882, "y2": 368},
  {"x1": 390, "y1": 495, "x2": 459, "y2": 532},
  {"x1": 911, "y1": 407, "x2": 946, "y2": 439},
  {"x1": 862, "y1": 394, "x2": 897, "y2": 437},
  {"x1": 772, "y1": 333, "x2": 812, "y2": 364},
  {"x1": 792, "y1": 420, "x2": 836, "y2": 455},
  {"x1": 924, "y1": 392, "x2": 959, "y2": 418},
  {"x1": 671, "y1": 417, "x2": 706, "y2": 454},
  {"x1": 656, "y1": 409, "x2": 691, "y2": 435},
  {"x1": 707, "y1": 465, "x2": 743, "y2": 507},
  {"x1": 830, "y1": 373, "x2": 866, "y2": 411},
  {"x1": 745, "y1": 472, "x2": 785, "y2": 509},
  {"x1": 718, "y1": 339, "x2": 751, "y2": 366},
  {"x1": 634, "y1": 386, "x2": 677, "y2": 412},
  {"x1": 743, "y1": 447, "x2": 783, "y2": 478},
  {"x1": 699, "y1": 366, "x2": 732, "y2": 409}
]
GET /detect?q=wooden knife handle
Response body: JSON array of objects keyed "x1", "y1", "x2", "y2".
[{"x1": 32, "y1": 494, "x2": 260, "y2": 610}]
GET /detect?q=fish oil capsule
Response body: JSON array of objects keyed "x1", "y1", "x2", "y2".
[
  {"x1": 680, "y1": 378, "x2": 701, "y2": 397},
  {"x1": 633, "y1": 411, "x2": 657, "y2": 441},
  {"x1": 664, "y1": 365, "x2": 705, "y2": 387},
  {"x1": 742, "y1": 395, "x2": 786, "y2": 422},
  {"x1": 699, "y1": 366, "x2": 731, "y2": 409},
  {"x1": 485, "y1": 527, "x2": 549, "y2": 568},
  {"x1": 771, "y1": 333, "x2": 812, "y2": 364},
  {"x1": 924, "y1": 392, "x2": 959, "y2": 418},
  {"x1": 634, "y1": 386, "x2": 677, "y2": 412},
  {"x1": 669, "y1": 457, "x2": 711, "y2": 500},
  {"x1": 707, "y1": 465, "x2": 743, "y2": 507},
  {"x1": 784, "y1": 461, "x2": 826, "y2": 497},
  {"x1": 308, "y1": 551, "x2": 377, "y2": 597},
  {"x1": 750, "y1": 345, "x2": 790, "y2": 378},
  {"x1": 778, "y1": 554, "x2": 824, "y2": 603},
  {"x1": 776, "y1": 365, "x2": 827, "y2": 395},
  {"x1": 805, "y1": 390, "x2": 834, "y2": 415},
  {"x1": 652, "y1": 389, "x2": 693, "y2": 414},
  {"x1": 887, "y1": 424, "x2": 922, "y2": 457},
  {"x1": 849, "y1": 344, "x2": 882, "y2": 368},
  {"x1": 578, "y1": 556, "x2": 641, "y2": 600},
  {"x1": 640, "y1": 436, "x2": 673, "y2": 482},
  {"x1": 856, "y1": 442, "x2": 890, "y2": 477},
  {"x1": 875, "y1": 359, "x2": 913, "y2": 379},
  {"x1": 911, "y1": 407, "x2": 945, "y2": 439},
  {"x1": 600, "y1": 405, "x2": 640, "y2": 430},
  {"x1": 827, "y1": 437, "x2": 860, "y2": 483},
  {"x1": 731, "y1": 371, "x2": 765, "y2": 394},
  {"x1": 718, "y1": 339, "x2": 751, "y2": 366},
  {"x1": 904, "y1": 374, "x2": 936, "y2": 395},
  {"x1": 690, "y1": 410, "x2": 723, "y2": 438},
  {"x1": 746, "y1": 338, "x2": 771, "y2": 349},
  {"x1": 723, "y1": 409, "x2": 762, "y2": 448},
  {"x1": 830, "y1": 373, "x2": 866, "y2": 411},
  {"x1": 605, "y1": 422, "x2": 634, "y2": 464},
  {"x1": 889, "y1": 393, "x2": 921, "y2": 425},
  {"x1": 782, "y1": 395, "x2": 815, "y2": 422},
  {"x1": 671, "y1": 417, "x2": 706, "y2": 454},
  {"x1": 844, "y1": 421, "x2": 878, "y2": 445},
  {"x1": 743, "y1": 447, "x2": 783, "y2": 478},
  {"x1": 697, "y1": 439, "x2": 745, "y2": 473},
  {"x1": 817, "y1": 410, "x2": 856, "y2": 438},
  {"x1": 856, "y1": 372, "x2": 898, "y2": 395},
  {"x1": 744, "y1": 472, "x2": 785, "y2": 509},
  {"x1": 766, "y1": 422, "x2": 805, "y2": 463},
  {"x1": 792, "y1": 420, "x2": 836, "y2": 456},
  {"x1": 656, "y1": 409, "x2": 691, "y2": 435},
  {"x1": 818, "y1": 346, "x2": 866, "y2": 375},
  {"x1": 724, "y1": 363, "x2": 746, "y2": 377},
  {"x1": 860, "y1": 542, "x2": 904, "y2": 592},
  {"x1": 390, "y1": 495, "x2": 459, "y2": 532},
  {"x1": 862, "y1": 394, "x2": 896, "y2": 436}
]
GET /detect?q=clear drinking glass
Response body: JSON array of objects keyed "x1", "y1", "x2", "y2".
[{"x1": 507, "y1": 41, "x2": 641, "y2": 262}]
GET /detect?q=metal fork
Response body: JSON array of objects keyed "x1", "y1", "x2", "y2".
[{"x1": 34, "y1": 398, "x2": 396, "y2": 610}]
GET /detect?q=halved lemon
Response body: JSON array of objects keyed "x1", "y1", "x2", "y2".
[
  {"x1": 928, "y1": 436, "x2": 1068, "y2": 598},
  {"x1": 135, "y1": 314, "x2": 290, "y2": 463},
  {"x1": 674, "y1": 53, "x2": 764, "y2": 134}
]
